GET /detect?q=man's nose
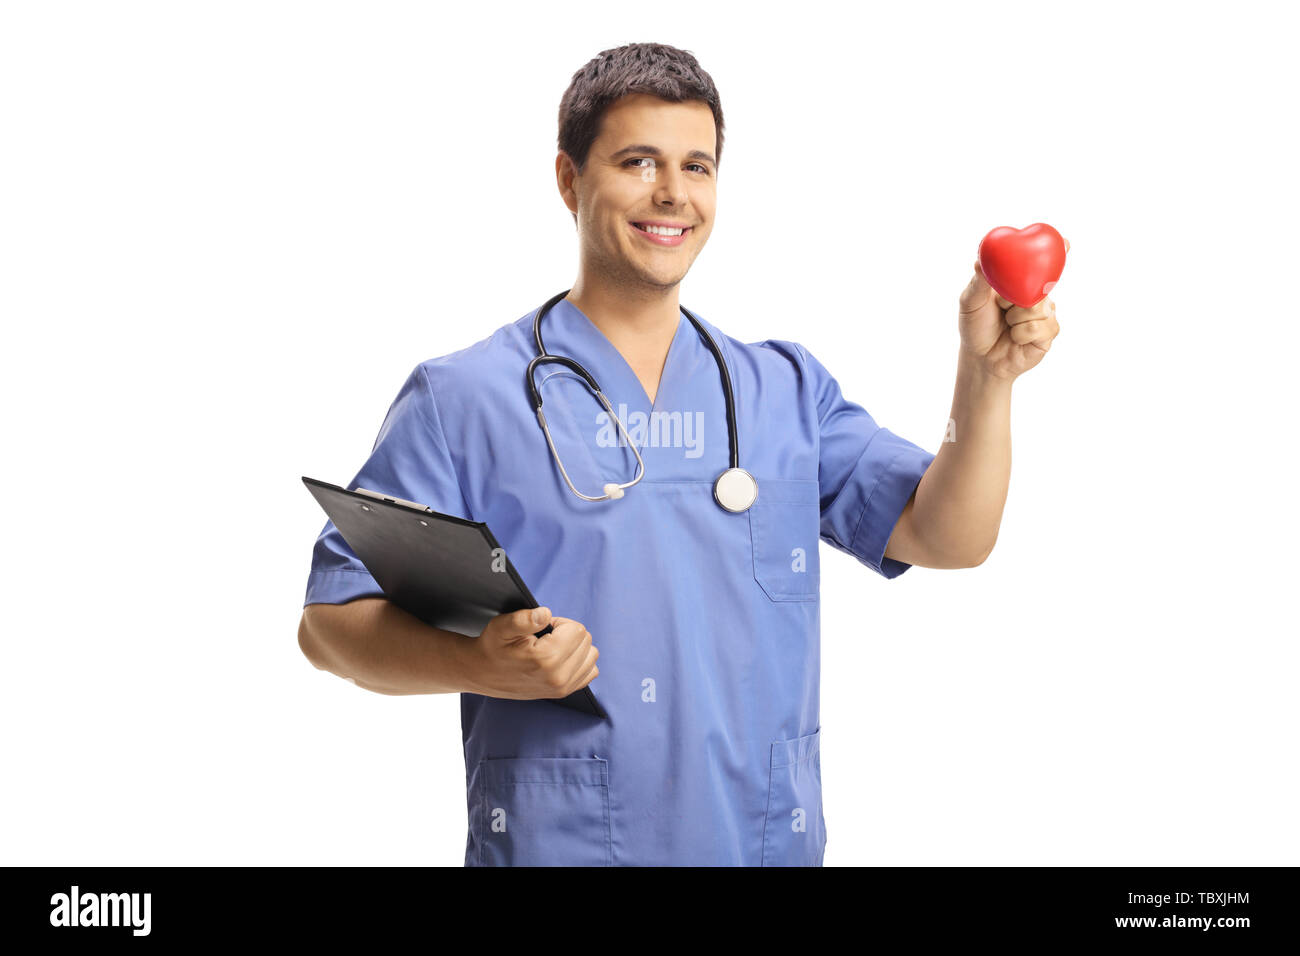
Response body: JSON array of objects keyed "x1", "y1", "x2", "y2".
[{"x1": 650, "y1": 166, "x2": 689, "y2": 205}]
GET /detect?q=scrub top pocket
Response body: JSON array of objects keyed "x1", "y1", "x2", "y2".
[
  {"x1": 762, "y1": 728, "x2": 827, "y2": 866},
  {"x1": 748, "y1": 478, "x2": 821, "y2": 602},
  {"x1": 470, "y1": 756, "x2": 611, "y2": 867}
]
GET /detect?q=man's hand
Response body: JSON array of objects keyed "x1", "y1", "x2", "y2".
[
  {"x1": 463, "y1": 606, "x2": 600, "y2": 701},
  {"x1": 958, "y1": 238, "x2": 1067, "y2": 381}
]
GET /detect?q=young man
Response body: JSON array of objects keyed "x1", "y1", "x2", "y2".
[{"x1": 298, "y1": 42, "x2": 1060, "y2": 866}]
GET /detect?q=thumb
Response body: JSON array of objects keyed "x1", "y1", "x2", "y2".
[
  {"x1": 497, "y1": 605, "x2": 549, "y2": 638},
  {"x1": 969, "y1": 259, "x2": 1013, "y2": 310},
  {"x1": 961, "y1": 260, "x2": 994, "y2": 312}
]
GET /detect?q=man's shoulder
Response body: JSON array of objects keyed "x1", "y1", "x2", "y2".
[
  {"x1": 676, "y1": 309, "x2": 814, "y2": 403},
  {"x1": 711, "y1": 325, "x2": 811, "y2": 387},
  {"x1": 686, "y1": 308, "x2": 806, "y2": 369},
  {"x1": 740, "y1": 336, "x2": 807, "y2": 366},
  {"x1": 412, "y1": 310, "x2": 532, "y2": 391}
]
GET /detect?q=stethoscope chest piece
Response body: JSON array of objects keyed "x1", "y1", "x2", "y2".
[{"x1": 713, "y1": 467, "x2": 758, "y2": 514}]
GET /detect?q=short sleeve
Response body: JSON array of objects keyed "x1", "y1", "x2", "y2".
[
  {"x1": 303, "y1": 363, "x2": 471, "y2": 607},
  {"x1": 798, "y1": 344, "x2": 936, "y2": 579}
]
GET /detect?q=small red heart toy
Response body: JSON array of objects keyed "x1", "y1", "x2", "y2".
[{"x1": 977, "y1": 223, "x2": 1067, "y2": 308}]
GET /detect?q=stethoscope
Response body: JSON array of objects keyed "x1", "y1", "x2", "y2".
[{"x1": 526, "y1": 289, "x2": 758, "y2": 514}]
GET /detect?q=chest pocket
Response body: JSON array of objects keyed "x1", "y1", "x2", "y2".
[
  {"x1": 748, "y1": 478, "x2": 821, "y2": 602},
  {"x1": 470, "y1": 756, "x2": 611, "y2": 867}
]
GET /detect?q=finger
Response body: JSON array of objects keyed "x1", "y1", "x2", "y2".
[
  {"x1": 530, "y1": 614, "x2": 571, "y2": 649},
  {"x1": 1005, "y1": 298, "x2": 1053, "y2": 325},
  {"x1": 1008, "y1": 318, "x2": 1048, "y2": 344},
  {"x1": 1008, "y1": 316, "x2": 1057, "y2": 346},
  {"x1": 501, "y1": 606, "x2": 549, "y2": 639},
  {"x1": 1064, "y1": 238, "x2": 1071, "y2": 254},
  {"x1": 550, "y1": 619, "x2": 594, "y2": 669},
  {"x1": 1027, "y1": 313, "x2": 1059, "y2": 353},
  {"x1": 567, "y1": 645, "x2": 600, "y2": 692}
]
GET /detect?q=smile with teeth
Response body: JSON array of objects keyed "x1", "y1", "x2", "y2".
[
  {"x1": 630, "y1": 221, "x2": 693, "y2": 245},
  {"x1": 634, "y1": 223, "x2": 688, "y2": 236}
]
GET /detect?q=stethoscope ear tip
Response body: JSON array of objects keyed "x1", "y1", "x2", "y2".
[{"x1": 602, "y1": 483, "x2": 626, "y2": 500}]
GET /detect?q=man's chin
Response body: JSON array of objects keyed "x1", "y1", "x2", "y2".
[
  {"x1": 627, "y1": 259, "x2": 692, "y2": 288},
  {"x1": 633, "y1": 271, "x2": 689, "y2": 292}
]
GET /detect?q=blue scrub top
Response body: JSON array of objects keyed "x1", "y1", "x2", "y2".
[{"x1": 304, "y1": 298, "x2": 935, "y2": 866}]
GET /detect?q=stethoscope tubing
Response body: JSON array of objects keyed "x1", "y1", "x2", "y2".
[
  {"x1": 527, "y1": 289, "x2": 755, "y2": 511},
  {"x1": 528, "y1": 289, "x2": 739, "y2": 470}
]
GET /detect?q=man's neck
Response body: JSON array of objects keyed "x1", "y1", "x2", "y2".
[
  {"x1": 566, "y1": 279, "x2": 682, "y2": 405},
  {"x1": 566, "y1": 279, "x2": 680, "y2": 339}
]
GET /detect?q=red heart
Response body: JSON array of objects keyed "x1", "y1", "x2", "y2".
[{"x1": 977, "y1": 223, "x2": 1067, "y2": 308}]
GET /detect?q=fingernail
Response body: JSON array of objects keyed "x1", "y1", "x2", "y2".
[{"x1": 532, "y1": 609, "x2": 545, "y2": 625}]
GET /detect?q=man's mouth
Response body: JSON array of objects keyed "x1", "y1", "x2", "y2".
[{"x1": 630, "y1": 221, "x2": 693, "y2": 247}]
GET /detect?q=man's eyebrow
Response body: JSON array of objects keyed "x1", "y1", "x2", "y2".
[{"x1": 609, "y1": 144, "x2": 717, "y2": 167}]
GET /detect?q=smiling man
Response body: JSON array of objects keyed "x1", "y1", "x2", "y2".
[
  {"x1": 558, "y1": 88, "x2": 720, "y2": 408},
  {"x1": 298, "y1": 42, "x2": 1061, "y2": 866}
]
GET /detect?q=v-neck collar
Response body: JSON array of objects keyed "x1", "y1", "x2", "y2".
[
  {"x1": 530, "y1": 295, "x2": 731, "y2": 488},
  {"x1": 550, "y1": 297, "x2": 691, "y2": 418}
]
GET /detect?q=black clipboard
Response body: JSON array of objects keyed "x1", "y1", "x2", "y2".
[{"x1": 303, "y1": 476, "x2": 606, "y2": 718}]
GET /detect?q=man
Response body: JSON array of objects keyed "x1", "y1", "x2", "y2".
[{"x1": 298, "y1": 42, "x2": 1061, "y2": 866}]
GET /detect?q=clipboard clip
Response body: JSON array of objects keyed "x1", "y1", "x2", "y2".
[{"x1": 354, "y1": 487, "x2": 432, "y2": 513}]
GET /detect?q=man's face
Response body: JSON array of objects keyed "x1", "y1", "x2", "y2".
[{"x1": 560, "y1": 93, "x2": 717, "y2": 292}]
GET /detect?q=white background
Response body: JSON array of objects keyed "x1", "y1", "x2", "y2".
[{"x1": 3, "y1": 0, "x2": 1296, "y2": 866}]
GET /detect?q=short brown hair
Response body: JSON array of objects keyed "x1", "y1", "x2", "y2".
[{"x1": 557, "y1": 42, "x2": 725, "y2": 175}]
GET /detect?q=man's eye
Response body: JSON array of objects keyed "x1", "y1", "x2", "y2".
[{"x1": 623, "y1": 158, "x2": 710, "y2": 175}]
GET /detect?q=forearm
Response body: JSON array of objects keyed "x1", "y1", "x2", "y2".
[
  {"x1": 299, "y1": 598, "x2": 484, "y2": 696},
  {"x1": 909, "y1": 350, "x2": 1013, "y2": 565}
]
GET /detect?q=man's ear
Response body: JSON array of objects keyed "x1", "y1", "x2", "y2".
[{"x1": 555, "y1": 150, "x2": 581, "y2": 220}]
